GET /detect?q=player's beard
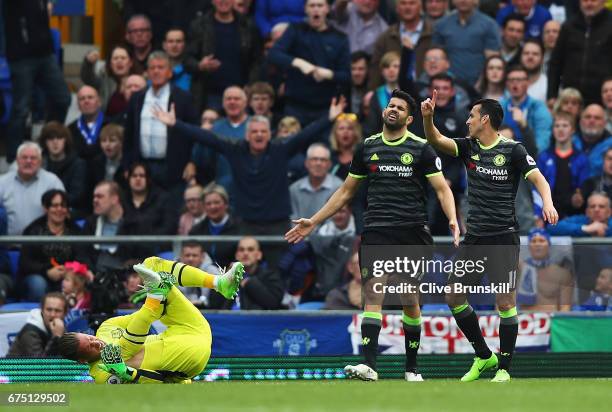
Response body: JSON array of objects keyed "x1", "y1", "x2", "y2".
[{"x1": 383, "y1": 116, "x2": 405, "y2": 131}]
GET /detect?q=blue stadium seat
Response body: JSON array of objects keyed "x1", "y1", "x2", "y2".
[
  {"x1": 422, "y1": 304, "x2": 450, "y2": 313},
  {"x1": 7, "y1": 250, "x2": 19, "y2": 281},
  {"x1": 158, "y1": 251, "x2": 175, "y2": 261},
  {"x1": 74, "y1": 219, "x2": 86, "y2": 228},
  {"x1": 296, "y1": 301, "x2": 324, "y2": 311},
  {"x1": 0, "y1": 302, "x2": 38, "y2": 311}
]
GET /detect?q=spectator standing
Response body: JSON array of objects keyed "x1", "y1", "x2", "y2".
[
  {"x1": 432, "y1": 0, "x2": 501, "y2": 86},
  {"x1": 124, "y1": 15, "x2": 154, "y2": 74},
  {"x1": 547, "y1": 0, "x2": 612, "y2": 106},
  {"x1": 189, "y1": 86, "x2": 250, "y2": 193},
  {"x1": 369, "y1": 0, "x2": 432, "y2": 89},
  {"x1": 153, "y1": 97, "x2": 345, "y2": 236},
  {"x1": 330, "y1": 113, "x2": 363, "y2": 179},
  {"x1": 331, "y1": 0, "x2": 389, "y2": 55},
  {"x1": 0, "y1": 142, "x2": 64, "y2": 236},
  {"x1": 162, "y1": 28, "x2": 191, "y2": 92},
  {"x1": 247, "y1": 81, "x2": 279, "y2": 129},
  {"x1": 537, "y1": 112, "x2": 590, "y2": 219},
  {"x1": 500, "y1": 65, "x2": 553, "y2": 153},
  {"x1": 268, "y1": 0, "x2": 351, "y2": 126},
  {"x1": 81, "y1": 46, "x2": 133, "y2": 114},
  {"x1": 255, "y1": 0, "x2": 305, "y2": 38},
  {"x1": 123, "y1": 52, "x2": 199, "y2": 193},
  {"x1": 18, "y1": 190, "x2": 84, "y2": 302},
  {"x1": 364, "y1": 51, "x2": 401, "y2": 136},
  {"x1": 496, "y1": 0, "x2": 552, "y2": 39},
  {"x1": 520, "y1": 40, "x2": 548, "y2": 103},
  {"x1": 185, "y1": 0, "x2": 262, "y2": 111},
  {"x1": 476, "y1": 56, "x2": 507, "y2": 101},
  {"x1": 424, "y1": 0, "x2": 450, "y2": 24},
  {"x1": 39, "y1": 122, "x2": 88, "y2": 216},
  {"x1": 499, "y1": 13, "x2": 525, "y2": 67},
  {"x1": 68, "y1": 86, "x2": 108, "y2": 161},
  {"x1": 541, "y1": 19, "x2": 561, "y2": 75},
  {"x1": 89, "y1": 124, "x2": 127, "y2": 192},
  {"x1": 7, "y1": 292, "x2": 67, "y2": 356},
  {"x1": 2, "y1": 0, "x2": 71, "y2": 163},
  {"x1": 348, "y1": 51, "x2": 370, "y2": 116}
]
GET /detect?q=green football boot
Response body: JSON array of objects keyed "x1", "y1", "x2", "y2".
[
  {"x1": 215, "y1": 262, "x2": 244, "y2": 300},
  {"x1": 491, "y1": 369, "x2": 511, "y2": 383},
  {"x1": 461, "y1": 353, "x2": 498, "y2": 382}
]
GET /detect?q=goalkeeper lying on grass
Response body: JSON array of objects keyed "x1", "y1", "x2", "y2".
[{"x1": 58, "y1": 257, "x2": 244, "y2": 384}]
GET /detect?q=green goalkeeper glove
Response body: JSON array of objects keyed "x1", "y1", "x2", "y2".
[{"x1": 98, "y1": 343, "x2": 134, "y2": 383}]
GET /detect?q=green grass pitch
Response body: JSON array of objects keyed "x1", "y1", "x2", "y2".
[{"x1": 2, "y1": 379, "x2": 610, "y2": 412}]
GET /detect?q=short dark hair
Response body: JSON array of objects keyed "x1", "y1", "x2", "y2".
[
  {"x1": 41, "y1": 189, "x2": 69, "y2": 209},
  {"x1": 506, "y1": 64, "x2": 528, "y2": 78},
  {"x1": 425, "y1": 46, "x2": 448, "y2": 60},
  {"x1": 389, "y1": 89, "x2": 417, "y2": 116},
  {"x1": 471, "y1": 99, "x2": 504, "y2": 130},
  {"x1": 503, "y1": 13, "x2": 525, "y2": 28},
  {"x1": 58, "y1": 332, "x2": 80, "y2": 361},
  {"x1": 350, "y1": 50, "x2": 370, "y2": 64},
  {"x1": 429, "y1": 72, "x2": 454, "y2": 87}
]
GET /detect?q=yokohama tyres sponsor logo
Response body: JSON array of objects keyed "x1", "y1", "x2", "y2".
[
  {"x1": 378, "y1": 165, "x2": 413, "y2": 173},
  {"x1": 475, "y1": 166, "x2": 508, "y2": 176}
]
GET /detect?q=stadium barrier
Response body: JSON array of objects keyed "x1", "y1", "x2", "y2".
[{"x1": 1, "y1": 353, "x2": 612, "y2": 382}]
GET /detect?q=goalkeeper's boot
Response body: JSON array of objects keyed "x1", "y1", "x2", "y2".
[
  {"x1": 461, "y1": 353, "x2": 498, "y2": 382},
  {"x1": 344, "y1": 364, "x2": 378, "y2": 381},
  {"x1": 215, "y1": 262, "x2": 244, "y2": 300},
  {"x1": 405, "y1": 371, "x2": 424, "y2": 382},
  {"x1": 133, "y1": 263, "x2": 172, "y2": 299},
  {"x1": 491, "y1": 369, "x2": 511, "y2": 383}
]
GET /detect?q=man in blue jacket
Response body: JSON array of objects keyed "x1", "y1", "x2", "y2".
[
  {"x1": 501, "y1": 65, "x2": 552, "y2": 153},
  {"x1": 548, "y1": 192, "x2": 612, "y2": 237}
]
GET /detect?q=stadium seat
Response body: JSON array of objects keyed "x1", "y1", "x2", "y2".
[
  {"x1": 296, "y1": 301, "x2": 324, "y2": 311},
  {"x1": 158, "y1": 251, "x2": 175, "y2": 260},
  {"x1": 7, "y1": 250, "x2": 20, "y2": 281},
  {"x1": 74, "y1": 219, "x2": 86, "y2": 228},
  {"x1": 421, "y1": 304, "x2": 450, "y2": 313},
  {"x1": 0, "y1": 302, "x2": 38, "y2": 311}
]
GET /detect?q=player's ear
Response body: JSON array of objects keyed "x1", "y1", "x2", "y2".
[{"x1": 405, "y1": 115, "x2": 413, "y2": 126}]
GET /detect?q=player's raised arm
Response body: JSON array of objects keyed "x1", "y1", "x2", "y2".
[
  {"x1": 527, "y1": 169, "x2": 559, "y2": 225},
  {"x1": 421, "y1": 90, "x2": 458, "y2": 157},
  {"x1": 285, "y1": 175, "x2": 361, "y2": 244}
]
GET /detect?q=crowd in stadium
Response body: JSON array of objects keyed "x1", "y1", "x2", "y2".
[{"x1": 0, "y1": 0, "x2": 610, "y2": 313}]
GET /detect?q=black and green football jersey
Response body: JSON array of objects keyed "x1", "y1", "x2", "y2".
[{"x1": 349, "y1": 131, "x2": 442, "y2": 228}]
